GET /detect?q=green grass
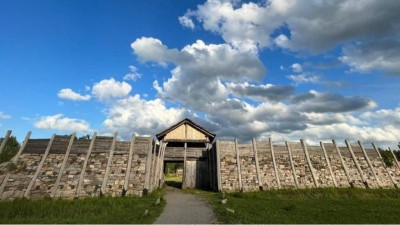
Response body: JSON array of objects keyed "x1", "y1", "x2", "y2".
[
  {"x1": 0, "y1": 190, "x2": 165, "y2": 224},
  {"x1": 188, "y1": 188, "x2": 400, "y2": 224}
]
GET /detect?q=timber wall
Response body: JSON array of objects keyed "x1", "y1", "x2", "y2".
[
  {"x1": 213, "y1": 139, "x2": 400, "y2": 192},
  {"x1": 0, "y1": 131, "x2": 164, "y2": 200}
]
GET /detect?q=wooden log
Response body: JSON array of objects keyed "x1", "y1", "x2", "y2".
[
  {"x1": 124, "y1": 134, "x2": 136, "y2": 192},
  {"x1": 286, "y1": 141, "x2": 298, "y2": 188},
  {"x1": 51, "y1": 133, "x2": 76, "y2": 197},
  {"x1": 152, "y1": 140, "x2": 161, "y2": 190},
  {"x1": 345, "y1": 140, "x2": 368, "y2": 188},
  {"x1": 182, "y1": 142, "x2": 187, "y2": 188},
  {"x1": 320, "y1": 142, "x2": 337, "y2": 187},
  {"x1": 358, "y1": 141, "x2": 381, "y2": 188},
  {"x1": 101, "y1": 132, "x2": 118, "y2": 194},
  {"x1": 234, "y1": 139, "x2": 243, "y2": 191},
  {"x1": 76, "y1": 132, "x2": 97, "y2": 197},
  {"x1": 0, "y1": 130, "x2": 12, "y2": 155},
  {"x1": 270, "y1": 137, "x2": 281, "y2": 189},
  {"x1": 301, "y1": 139, "x2": 319, "y2": 188},
  {"x1": 143, "y1": 137, "x2": 154, "y2": 193},
  {"x1": 216, "y1": 140, "x2": 222, "y2": 191},
  {"x1": 24, "y1": 134, "x2": 56, "y2": 198},
  {"x1": 206, "y1": 143, "x2": 212, "y2": 190},
  {"x1": 389, "y1": 147, "x2": 400, "y2": 169},
  {"x1": 0, "y1": 131, "x2": 31, "y2": 197},
  {"x1": 158, "y1": 142, "x2": 166, "y2": 187},
  {"x1": 373, "y1": 143, "x2": 398, "y2": 188},
  {"x1": 150, "y1": 142, "x2": 157, "y2": 191},
  {"x1": 252, "y1": 138, "x2": 263, "y2": 189},
  {"x1": 333, "y1": 139, "x2": 353, "y2": 186}
]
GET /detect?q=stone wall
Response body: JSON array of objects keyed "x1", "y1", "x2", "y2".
[
  {"x1": 0, "y1": 134, "x2": 158, "y2": 200},
  {"x1": 215, "y1": 139, "x2": 400, "y2": 192}
]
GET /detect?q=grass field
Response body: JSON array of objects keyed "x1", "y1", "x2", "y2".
[
  {"x1": 189, "y1": 188, "x2": 400, "y2": 224},
  {"x1": 0, "y1": 190, "x2": 165, "y2": 224}
]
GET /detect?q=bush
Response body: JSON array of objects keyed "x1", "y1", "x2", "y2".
[{"x1": 0, "y1": 136, "x2": 20, "y2": 163}]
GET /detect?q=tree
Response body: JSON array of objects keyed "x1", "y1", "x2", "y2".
[{"x1": 0, "y1": 136, "x2": 20, "y2": 163}]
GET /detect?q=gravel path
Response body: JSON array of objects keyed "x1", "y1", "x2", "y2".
[{"x1": 154, "y1": 186, "x2": 218, "y2": 224}]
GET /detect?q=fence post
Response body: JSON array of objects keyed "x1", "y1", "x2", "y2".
[
  {"x1": 216, "y1": 140, "x2": 222, "y2": 191},
  {"x1": 373, "y1": 143, "x2": 398, "y2": 188},
  {"x1": 234, "y1": 139, "x2": 243, "y2": 191},
  {"x1": 345, "y1": 140, "x2": 368, "y2": 188},
  {"x1": 286, "y1": 141, "x2": 298, "y2": 188},
  {"x1": 76, "y1": 132, "x2": 97, "y2": 197},
  {"x1": 359, "y1": 141, "x2": 381, "y2": 188},
  {"x1": 269, "y1": 137, "x2": 281, "y2": 189},
  {"x1": 320, "y1": 142, "x2": 337, "y2": 187},
  {"x1": 301, "y1": 139, "x2": 319, "y2": 188},
  {"x1": 143, "y1": 137, "x2": 154, "y2": 194},
  {"x1": 0, "y1": 130, "x2": 12, "y2": 155},
  {"x1": 101, "y1": 131, "x2": 118, "y2": 194},
  {"x1": 252, "y1": 138, "x2": 263, "y2": 190},
  {"x1": 124, "y1": 134, "x2": 136, "y2": 193},
  {"x1": 333, "y1": 139, "x2": 353, "y2": 187},
  {"x1": 389, "y1": 147, "x2": 400, "y2": 169}
]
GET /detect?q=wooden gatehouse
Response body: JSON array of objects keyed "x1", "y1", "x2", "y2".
[{"x1": 156, "y1": 119, "x2": 215, "y2": 189}]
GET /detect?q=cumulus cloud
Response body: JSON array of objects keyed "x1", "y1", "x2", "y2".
[
  {"x1": 287, "y1": 74, "x2": 320, "y2": 84},
  {"x1": 0, "y1": 112, "x2": 11, "y2": 119},
  {"x1": 179, "y1": 15, "x2": 195, "y2": 30},
  {"x1": 58, "y1": 88, "x2": 91, "y2": 101},
  {"x1": 34, "y1": 114, "x2": 91, "y2": 132},
  {"x1": 291, "y1": 90, "x2": 376, "y2": 113},
  {"x1": 291, "y1": 63, "x2": 303, "y2": 73},
  {"x1": 123, "y1": 65, "x2": 142, "y2": 81},
  {"x1": 92, "y1": 78, "x2": 132, "y2": 101},
  {"x1": 226, "y1": 82, "x2": 293, "y2": 101}
]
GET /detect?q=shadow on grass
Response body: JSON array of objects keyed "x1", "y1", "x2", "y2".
[{"x1": 165, "y1": 181, "x2": 182, "y2": 189}]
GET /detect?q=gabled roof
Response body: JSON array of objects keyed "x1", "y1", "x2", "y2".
[{"x1": 156, "y1": 118, "x2": 216, "y2": 142}]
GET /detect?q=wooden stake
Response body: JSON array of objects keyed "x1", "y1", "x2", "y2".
[
  {"x1": 320, "y1": 142, "x2": 337, "y2": 188},
  {"x1": 373, "y1": 143, "x2": 398, "y2": 188},
  {"x1": 301, "y1": 139, "x2": 319, "y2": 188},
  {"x1": 182, "y1": 142, "x2": 187, "y2": 188},
  {"x1": 252, "y1": 138, "x2": 263, "y2": 189},
  {"x1": 269, "y1": 137, "x2": 281, "y2": 189},
  {"x1": 234, "y1": 139, "x2": 243, "y2": 191},
  {"x1": 143, "y1": 137, "x2": 154, "y2": 194},
  {"x1": 51, "y1": 133, "x2": 76, "y2": 197},
  {"x1": 101, "y1": 132, "x2": 118, "y2": 194},
  {"x1": 216, "y1": 140, "x2": 222, "y2": 191},
  {"x1": 389, "y1": 147, "x2": 400, "y2": 169},
  {"x1": 286, "y1": 141, "x2": 298, "y2": 188},
  {"x1": 76, "y1": 132, "x2": 97, "y2": 197},
  {"x1": 124, "y1": 134, "x2": 136, "y2": 192},
  {"x1": 152, "y1": 140, "x2": 161, "y2": 190},
  {"x1": 358, "y1": 141, "x2": 381, "y2": 187},
  {"x1": 333, "y1": 139, "x2": 353, "y2": 186},
  {"x1": 25, "y1": 134, "x2": 56, "y2": 198},
  {"x1": 345, "y1": 140, "x2": 368, "y2": 188},
  {"x1": 0, "y1": 130, "x2": 12, "y2": 155}
]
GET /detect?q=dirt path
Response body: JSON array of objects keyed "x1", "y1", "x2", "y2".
[{"x1": 154, "y1": 186, "x2": 218, "y2": 224}]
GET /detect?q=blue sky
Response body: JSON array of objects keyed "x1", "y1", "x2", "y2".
[{"x1": 1, "y1": 0, "x2": 400, "y2": 148}]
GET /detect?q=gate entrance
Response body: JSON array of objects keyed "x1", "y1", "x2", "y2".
[
  {"x1": 164, "y1": 161, "x2": 184, "y2": 188},
  {"x1": 156, "y1": 119, "x2": 216, "y2": 189}
]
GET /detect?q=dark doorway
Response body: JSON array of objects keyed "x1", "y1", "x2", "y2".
[{"x1": 164, "y1": 161, "x2": 184, "y2": 188}]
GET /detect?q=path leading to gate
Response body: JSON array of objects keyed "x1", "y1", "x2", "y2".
[{"x1": 154, "y1": 186, "x2": 218, "y2": 224}]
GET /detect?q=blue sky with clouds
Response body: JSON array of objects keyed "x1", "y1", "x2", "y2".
[{"x1": 1, "y1": 0, "x2": 400, "y2": 148}]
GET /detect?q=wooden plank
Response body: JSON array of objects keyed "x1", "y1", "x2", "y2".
[
  {"x1": 301, "y1": 139, "x2": 319, "y2": 188},
  {"x1": 150, "y1": 142, "x2": 157, "y2": 191},
  {"x1": 153, "y1": 141, "x2": 162, "y2": 189},
  {"x1": 158, "y1": 142, "x2": 166, "y2": 187},
  {"x1": 124, "y1": 134, "x2": 136, "y2": 191},
  {"x1": 252, "y1": 138, "x2": 263, "y2": 189},
  {"x1": 359, "y1": 141, "x2": 381, "y2": 187},
  {"x1": 76, "y1": 132, "x2": 97, "y2": 197},
  {"x1": 182, "y1": 142, "x2": 187, "y2": 188},
  {"x1": 51, "y1": 133, "x2": 76, "y2": 197},
  {"x1": 207, "y1": 143, "x2": 212, "y2": 190},
  {"x1": 286, "y1": 141, "x2": 298, "y2": 188},
  {"x1": 143, "y1": 137, "x2": 154, "y2": 193},
  {"x1": 320, "y1": 142, "x2": 337, "y2": 187},
  {"x1": 234, "y1": 139, "x2": 243, "y2": 191},
  {"x1": 389, "y1": 147, "x2": 400, "y2": 169},
  {"x1": 345, "y1": 140, "x2": 368, "y2": 187},
  {"x1": 216, "y1": 140, "x2": 222, "y2": 191},
  {"x1": 101, "y1": 131, "x2": 118, "y2": 194},
  {"x1": 372, "y1": 143, "x2": 398, "y2": 188},
  {"x1": 270, "y1": 137, "x2": 281, "y2": 189},
  {"x1": 24, "y1": 134, "x2": 56, "y2": 198},
  {"x1": 0, "y1": 131, "x2": 31, "y2": 197},
  {"x1": 0, "y1": 130, "x2": 12, "y2": 155},
  {"x1": 333, "y1": 139, "x2": 353, "y2": 187}
]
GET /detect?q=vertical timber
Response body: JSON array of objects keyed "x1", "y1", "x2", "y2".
[
  {"x1": 0, "y1": 130, "x2": 12, "y2": 155},
  {"x1": 301, "y1": 139, "x2": 319, "y2": 188},
  {"x1": 359, "y1": 141, "x2": 381, "y2": 187},
  {"x1": 216, "y1": 140, "x2": 222, "y2": 191},
  {"x1": 270, "y1": 137, "x2": 281, "y2": 189},
  {"x1": 252, "y1": 138, "x2": 263, "y2": 190},
  {"x1": 143, "y1": 137, "x2": 153, "y2": 194},
  {"x1": 286, "y1": 141, "x2": 298, "y2": 188},
  {"x1": 124, "y1": 134, "x2": 136, "y2": 192},
  {"x1": 76, "y1": 132, "x2": 97, "y2": 197},
  {"x1": 234, "y1": 139, "x2": 243, "y2": 191},
  {"x1": 373, "y1": 143, "x2": 398, "y2": 188},
  {"x1": 333, "y1": 139, "x2": 353, "y2": 187},
  {"x1": 345, "y1": 140, "x2": 368, "y2": 188},
  {"x1": 101, "y1": 131, "x2": 118, "y2": 194},
  {"x1": 320, "y1": 142, "x2": 337, "y2": 187}
]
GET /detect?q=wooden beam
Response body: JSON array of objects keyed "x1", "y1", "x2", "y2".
[
  {"x1": 76, "y1": 132, "x2": 97, "y2": 197},
  {"x1": 389, "y1": 147, "x2": 400, "y2": 169},
  {"x1": 333, "y1": 139, "x2": 353, "y2": 187},
  {"x1": 301, "y1": 139, "x2": 319, "y2": 188},
  {"x1": 150, "y1": 142, "x2": 157, "y2": 191},
  {"x1": 269, "y1": 137, "x2": 281, "y2": 189},
  {"x1": 372, "y1": 143, "x2": 398, "y2": 188},
  {"x1": 24, "y1": 134, "x2": 55, "y2": 198},
  {"x1": 143, "y1": 137, "x2": 154, "y2": 194},
  {"x1": 101, "y1": 131, "x2": 118, "y2": 194},
  {"x1": 216, "y1": 140, "x2": 222, "y2": 191},
  {"x1": 252, "y1": 138, "x2": 263, "y2": 190},
  {"x1": 158, "y1": 142, "x2": 166, "y2": 187},
  {"x1": 0, "y1": 131, "x2": 31, "y2": 197},
  {"x1": 152, "y1": 141, "x2": 161, "y2": 190},
  {"x1": 345, "y1": 140, "x2": 368, "y2": 188},
  {"x1": 51, "y1": 133, "x2": 76, "y2": 197},
  {"x1": 320, "y1": 142, "x2": 337, "y2": 188},
  {"x1": 124, "y1": 134, "x2": 136, "y2": 192},
  {"x1": 286, "y1": 141, "x2": 298, "y2": 188},
  {"x1": 359, "y1": 141, "x2": 381, "y2": 188},
  {"x1": 182, "y1": 142, "x2": 187, "y2": 188},
  {"x1": 0, "y1": 130, "x2": 12, "y2": 155},
  {"x1": 234, "y1": 139, "x2": 243, "y2": 191}
]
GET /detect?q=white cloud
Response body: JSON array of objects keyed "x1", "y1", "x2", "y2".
[
  {"x1": 123, "y1": 65, "x2": 142, "y2": 81},
  {"x1": 85, "y1": 85, "x2": 91, "y2": 91},
  {"x1": 57, "y1": 88, "x2": 91, "y2": 101},
  {"x1": 92, "y1": 78, "x2": 132, "y2": 101},
  {"x1": 287, "y1": 73, "x2": 320, "y2": 84},
  {"x1": 291, "y1": 63, "x2": 303, "y2": 73},
  {"x1": 226, "y1": 82, "x2": 293, "y2": 101},
  {"x1": 0, "y1": 112, "x2": 11, "y2": 119},
  {"x1": 179, "y1": 15, "x2": 195, "y2": 30},
  {"x1": 34, "y1": 114, "x2": 91, "y2": 132}
]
